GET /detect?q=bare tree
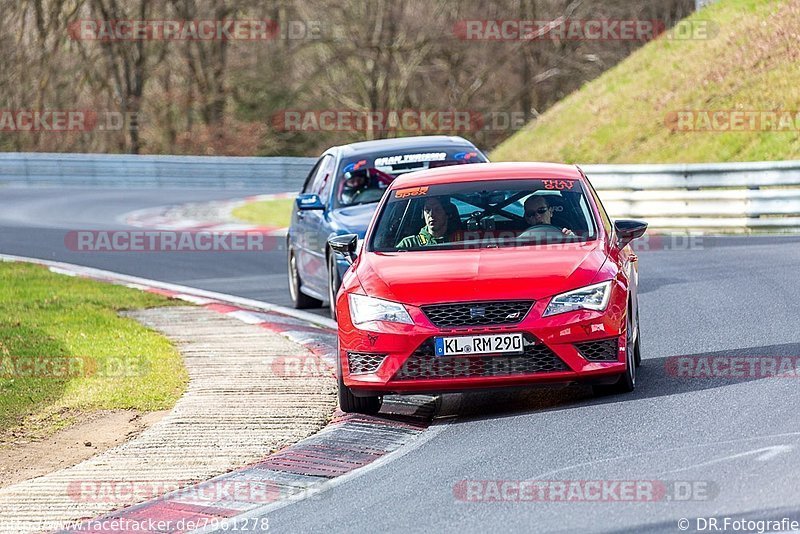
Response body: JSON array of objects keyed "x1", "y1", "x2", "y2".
[{"x1": 0, "y1": 0, "x2": 695, "y2": 155}]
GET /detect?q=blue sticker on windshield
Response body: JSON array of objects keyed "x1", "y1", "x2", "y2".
[
  {"x1": 343, "y1": 159, "x2": 368, "y2": 173},
  {"x1": 454, "y1": 151, "x2": 479, "y2": 161}
]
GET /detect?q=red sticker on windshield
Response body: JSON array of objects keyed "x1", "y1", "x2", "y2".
[
  {"x1": 542, "y1": 179, "x2": 575, "y2": 190},
  {"x1": 395, "y1": 186, "x2": 429, "y2": 199}
]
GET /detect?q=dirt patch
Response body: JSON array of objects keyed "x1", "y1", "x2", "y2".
[{"x1": 0, "y1": 409, "x2": 166, "y2": 489}]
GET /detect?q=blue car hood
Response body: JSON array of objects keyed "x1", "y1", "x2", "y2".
[{"x1": 329, "y1": 203, "x2": 380, "y2": 237}]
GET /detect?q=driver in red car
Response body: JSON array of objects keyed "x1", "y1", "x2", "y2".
[
  {"x1": 397, "y1": 197, "x2": 462, "y2": 248},
  {"x1": 524, "y1": 194, "x2": 575, "y2": 236}
]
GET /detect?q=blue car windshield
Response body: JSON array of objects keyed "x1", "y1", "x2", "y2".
[{"x1": 334, "y1": 149, "x2": 486, "y2": 208}]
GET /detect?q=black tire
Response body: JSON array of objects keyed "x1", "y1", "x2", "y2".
[
  {"x1": 287, "y1": 245, "x2": 322, "y2": 309},
  {"x1": 592, "y1": 301, "x2": 638, "y2": 396},
  {"x1": 337, "y1": 366, "x2": 382, "y2": 415},
  {"x1": 633, "y1": 302, "x2": 642, "y2": 368},
  {"x1": 327, "y1": 251, "x2": 342, "y2": 320}
]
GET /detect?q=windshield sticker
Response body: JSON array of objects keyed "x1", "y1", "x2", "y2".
[
  {"x1": 454, "y1": 151, "x2": 479, "y2": 161},
  {"x1": 374, "y1": 152, "x2": 447, "y2": 167},
  {"x1": 395, "y1": 186, "x2": 429, "y2": 199},
  {"x1": 542, "y1": 179, "x2": 575, "y2": 190},
  {"x1": 343, "y1": 159, "x2": 368, "y2": 173}
]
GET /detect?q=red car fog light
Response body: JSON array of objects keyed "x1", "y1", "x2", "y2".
[
  {"x1": 574, "y1": 337, "x2": 620, "y2": 362},
  {"x1": 347, "y1": 352, "x2": 388, "y2": 375}
]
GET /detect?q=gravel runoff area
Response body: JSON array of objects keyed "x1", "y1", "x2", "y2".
[{"x1": 0, "y1": 306, "x2": 336, "y2": 534}]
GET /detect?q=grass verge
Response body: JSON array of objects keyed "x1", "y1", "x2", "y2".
[
  {"x1": 491, "y1": 0, "x2": 800, "y2": 163},
  {"x1": 0, "y1": 262, "x2": 187, "y2": 439},
  {"x1": 231, "y1": 198, "x2": 294, "y2": 228}
]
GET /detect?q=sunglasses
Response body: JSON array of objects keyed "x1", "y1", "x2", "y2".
[{"x1": 525, "y1": 207, "x2": 551, "y2": 217}]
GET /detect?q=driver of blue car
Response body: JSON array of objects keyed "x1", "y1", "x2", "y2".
[
  {"x1": 524, "y1": 194, "x2": 575, "y2": 236},
  {"x1": 341, "y1": 171, "x2": 369, "y2": 205},
  {"x1": 341, "y1": 169, "x2": 389, "y2": 206}
]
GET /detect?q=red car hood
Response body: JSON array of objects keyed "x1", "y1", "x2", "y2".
[{"x1": 356, "y1": 241, "x2": 609, "y2": 306}]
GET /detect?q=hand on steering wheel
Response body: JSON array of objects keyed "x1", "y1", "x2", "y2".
[{"x1": 518, "y1": 224, "x2": 576, "y2": 240}]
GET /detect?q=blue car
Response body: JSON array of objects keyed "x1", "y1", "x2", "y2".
[{"x1": 287, "y1": 135, "x2": 488, "y2": 317}]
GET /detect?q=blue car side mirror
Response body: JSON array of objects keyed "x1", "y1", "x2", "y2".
[{"x1": 296, "y1": 194, "x2": 325, "y2": 211}]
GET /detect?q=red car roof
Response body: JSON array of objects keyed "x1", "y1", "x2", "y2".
[{"x1": 389, "y1": 162, "x2": 584, "y2": 189}]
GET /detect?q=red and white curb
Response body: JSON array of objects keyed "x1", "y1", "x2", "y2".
[
  {"x1": 0, "y1": 254, "x2": 437, "y2": 534},
  {"x1": 121, "y1": 192, "x2": 294, "y2": 235}
]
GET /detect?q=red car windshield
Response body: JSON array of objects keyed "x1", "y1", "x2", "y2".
[{"x1": 369, "y1": 179, "x2": 598, "y2": 251}]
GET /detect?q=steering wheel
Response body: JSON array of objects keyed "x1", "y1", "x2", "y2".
[{"x1": 517, "y1": 224, "x2": 567, "y2": 241}]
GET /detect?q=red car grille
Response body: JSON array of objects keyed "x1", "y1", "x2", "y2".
[
  {"x1": 420, "y1": 300, "x2": 534, "y2": 328},
  {"x1": 393, "y1": 333, "x2": 568, "y2": 380},
  {"x1": 574, "y1": 337, "x2": 619, "y2": 362}
]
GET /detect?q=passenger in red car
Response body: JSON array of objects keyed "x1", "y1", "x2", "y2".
[{"x1": 524, "y1": 195, "x2": 575, "y2": 236}]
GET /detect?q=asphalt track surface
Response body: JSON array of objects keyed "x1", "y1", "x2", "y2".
[
  {"x1": 0, "y1": 186, "x2": 313, "y2": 313},
  {"x1": 2, "y1": 187, "x2": 800, "y2": 533}
]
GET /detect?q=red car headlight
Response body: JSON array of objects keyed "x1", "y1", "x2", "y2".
[
  {"x1": 543, "y1": 281, "x2": 613, "y2": 317},
  {"x1": 349, "y1": 294, "x2": 414, "y2": 326}
]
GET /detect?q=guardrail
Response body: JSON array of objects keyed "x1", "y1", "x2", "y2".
[
  {"x1": 1, "y1": 153, "x2": 799, "y2": 232},
  {"x1": 0, "y1": 152, "x2": 317, "y2": 191},
  {"x1": 583, "y1": 161, "x2": 800, "y2": 231}
]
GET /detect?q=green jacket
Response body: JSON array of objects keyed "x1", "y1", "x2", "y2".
[{"x1": 396, "y1": 227, "x2": 452, "y2": 249}]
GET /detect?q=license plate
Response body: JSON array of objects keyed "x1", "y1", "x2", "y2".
[{"x1": 434, "y1": 333, "x2": 524, "y2": 357}]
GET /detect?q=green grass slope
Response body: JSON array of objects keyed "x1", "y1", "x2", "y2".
[{"x1": 491, "y1": 0, "x2": 800, "y2": 163}]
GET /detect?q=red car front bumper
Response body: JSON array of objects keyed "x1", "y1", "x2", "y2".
[{"x1": 337, "y1": 282, "x2": 630, "y2": 395}]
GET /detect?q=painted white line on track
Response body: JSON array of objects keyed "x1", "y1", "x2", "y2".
[
  {"x1": 227, "y1": 309, "x2": 271, "y2": 324},
  {"x1": 173, "y1": 293, "x2": 217, "y2": 305},
  {"x1": 657, "y1": 445, "x2": 795, "y2": 476},
  {"x1": 532, "y1": 432, "x2": 800, "y2": 480},
  {"x1": 0, "y1": 253, "x2": 336, "y2": 330},
  {"x1": 47, "y1": 266, "x2": 78, "y2": 277}
]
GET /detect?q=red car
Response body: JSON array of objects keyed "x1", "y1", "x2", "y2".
[{"x1": 329, "y1": 162, "x2": 647, "y2": 414}]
